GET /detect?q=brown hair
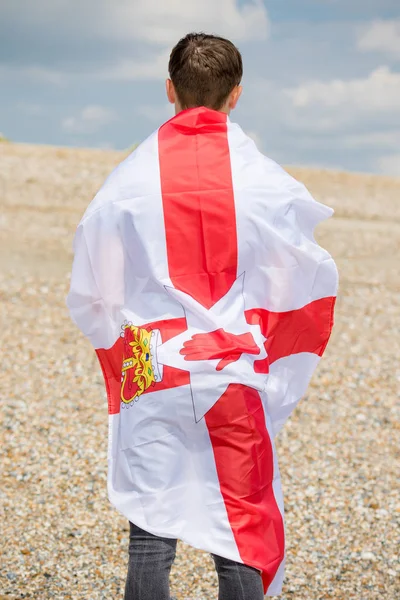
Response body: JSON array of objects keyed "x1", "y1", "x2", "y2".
[{"x1": 168, "y1": 33, "x2": 243, "y2": 111}]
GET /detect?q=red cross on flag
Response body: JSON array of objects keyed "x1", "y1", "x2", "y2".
[{"x1": 67, "y1": 107, "x2": 338, "y2": 596}]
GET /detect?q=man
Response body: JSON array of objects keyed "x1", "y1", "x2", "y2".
[{"x1": 67, "y1": 33, "x2": 338, "y2": 599}]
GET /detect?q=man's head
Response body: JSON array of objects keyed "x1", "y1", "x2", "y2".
[{"x1": 166, "y1": 33, "x2": 243, "y2": 115}]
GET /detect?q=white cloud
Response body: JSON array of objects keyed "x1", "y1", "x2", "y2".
[
  {"x1": 357, "y1": 19, "x2": 400, "y2": 59},
  {"x1": 341, "y1": 130, "x2": 400, "y2": 149},
  {"x1": 62, "y1": 105, "x2": 118, "y2": 134},
  {"x1": 287, "y1": 66, "x2": 400, "y2": 112},
  {"x1": 102, "y1": 49, "x2": 170, "y2": 81},
  {"x1": 107, "y1": 0, "x2": 269, "y2": 45},
  {"x1": 283, "y1": 67, "x2": 400, "y2": 134},
  {"x1": 1, "y1": 0, "x2": 268, "y2": 48},
  {"x1": 376, "y1": 154, "x2": 400, "y2": 176},
  {"x1": 1, "y1": 53, "x2": 169, "y2": 85},
  {"x1": 0, "y1": 64, "x2": 66, "y2": 86},
  {"x1": 243, "y1": 72, "x2": 400, "y2": 174}
]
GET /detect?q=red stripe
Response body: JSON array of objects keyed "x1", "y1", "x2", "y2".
[
  {"x1": 96, "y1": 317, "x2": 189, "y2": 415},
  {"x1": 246, "y1": 296, "x2": 336, "y2": 373},
  {"x1": 205, "y1": 384, "x2": 285, "y2": 593},
  {"x1": 158, "y1": 107, "x2": 284, "y2": 593},
  {"x1": 158, "y1": 108, "x2": 237, "y2": 309}
]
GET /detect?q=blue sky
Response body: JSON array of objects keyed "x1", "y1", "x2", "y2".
[{"x1": 1, "y1": 0, "x2": 399, "y2": 175}]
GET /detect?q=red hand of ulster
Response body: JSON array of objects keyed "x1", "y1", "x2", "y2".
[{"x1": 180, "y1": 328, "x2": 261, "y2": 371}]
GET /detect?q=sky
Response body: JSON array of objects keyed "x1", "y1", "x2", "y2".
[{"x1": 1, "y1": 0, "x2": 399, "y2": 175}]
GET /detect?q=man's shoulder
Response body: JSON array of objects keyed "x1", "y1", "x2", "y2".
[
  {"x1": 80, "y1": 130, "x2": 159, "y2": 225},
  {"x1": 228, "y1": 121, "x2": 308, "y2": 197},
  {"x1": 228, "y1": 121, "x2": 334, "y2": 226}
]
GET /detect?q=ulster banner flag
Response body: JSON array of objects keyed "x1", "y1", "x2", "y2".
[{"x1": 67, "y1": 107, "x2": 338, "y2": 596}]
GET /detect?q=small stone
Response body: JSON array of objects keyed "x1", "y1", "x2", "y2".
[{"x1": 361, "y1": 552, "x2": 377, "y2": 561}]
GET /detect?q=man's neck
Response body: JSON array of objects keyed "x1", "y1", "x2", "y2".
[{"x1": 175, "y1": 104, "x2": 230, "y2": 116}]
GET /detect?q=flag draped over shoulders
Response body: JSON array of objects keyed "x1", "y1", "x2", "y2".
[{"x1": 67, "y1": 106, "x2": 338, "y2": 596}]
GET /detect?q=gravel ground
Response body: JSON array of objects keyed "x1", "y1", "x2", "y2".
[{"x1": 1, "y1": 142, "x2": 399, "y2": 599}]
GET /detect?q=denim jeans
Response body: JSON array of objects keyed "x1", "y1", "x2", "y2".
[{"x1": 124, "y1": 522, "x2": 264, "y2": 600}]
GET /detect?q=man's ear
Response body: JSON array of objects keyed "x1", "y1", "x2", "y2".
[
  {"x1": 166, "y1": 79, "x2": 176, "y2": 104},
  {"x1": 229, "y1": 85, "x2": 243, "y2": 110}
]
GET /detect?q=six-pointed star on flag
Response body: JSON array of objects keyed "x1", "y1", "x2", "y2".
[{"x1": 157, "y1": 274, "x2": 268, "y2": 422}]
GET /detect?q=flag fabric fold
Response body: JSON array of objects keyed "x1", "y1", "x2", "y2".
[{"x1": 67, "y1": 106, "x2": 338, "y2": 596}]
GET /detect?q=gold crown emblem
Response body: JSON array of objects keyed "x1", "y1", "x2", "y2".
[{"x1": 121, "y1": 324, "x2": 156, "y2": 404}]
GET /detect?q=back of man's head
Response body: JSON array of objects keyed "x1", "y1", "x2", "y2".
[{"x1": 168, "y1": 33, "x2": 243, "y2": 111}]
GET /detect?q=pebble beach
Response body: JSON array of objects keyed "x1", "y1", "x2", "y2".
[{"x1": 0, "y1": 142, "x2": 399, "y2": 599}]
